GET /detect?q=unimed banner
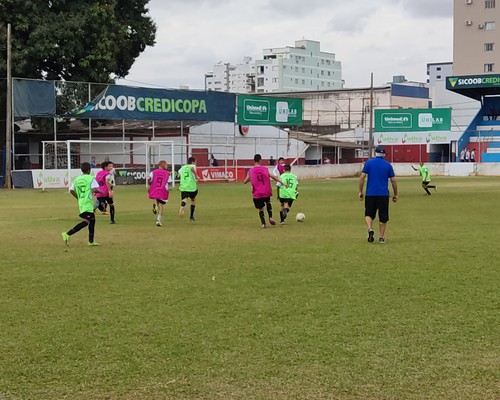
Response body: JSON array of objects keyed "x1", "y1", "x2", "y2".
[
  {"x1": 375, "y1": 108, "x2": 451, "y2": 132},
  {"x1": 72, "y1": 85, "x2": 236, "y2": 122},
  {"x1": 237, "y1": 95, "x2": 303, "y2": 126}
]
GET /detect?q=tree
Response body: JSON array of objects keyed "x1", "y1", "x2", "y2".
[{"x1": 0, "y1": 0, "x2": 157, "y2": 83}]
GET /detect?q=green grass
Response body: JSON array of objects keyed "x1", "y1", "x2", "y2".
[{"x1": 0, "y1": 177, "x2": 498, "y2": 400}]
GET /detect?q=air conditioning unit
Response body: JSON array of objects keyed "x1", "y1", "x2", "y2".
[
  {"x1": 465, "y1": 20, "x2": 473, "y2": 26},
  {"x1": 478, "y1": 23, "x2": 484, "y2": 29},
  {"x1": 465, "y1": 0, "x2": 473, "y2": 4}
]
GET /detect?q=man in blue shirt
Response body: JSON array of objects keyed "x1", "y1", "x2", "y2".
[{"x1": 358, "y1": 146, "x2": 398, "y2": 243}]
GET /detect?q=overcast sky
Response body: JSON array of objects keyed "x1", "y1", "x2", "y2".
[{"x1": 119, "y1": 0, "x2": 453, "y2": 89}]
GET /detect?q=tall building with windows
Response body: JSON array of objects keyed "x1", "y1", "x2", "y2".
[
  {"x1": 454, "y1": 0, "x2": 500, "y2": 75},
  {"x1": 204, "y1": 40, "x2": 343, "y2": 93},
  {"x1": 205, "y1": 57, "x2": 255, "y2": 93},
  {"x1": 255, "y1": 39, "x2": 343, "y2": 93}
]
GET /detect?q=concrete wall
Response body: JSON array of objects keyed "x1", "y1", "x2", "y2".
[{"x1": 292, "y1": 162, "x2": 500, "y2": 179}]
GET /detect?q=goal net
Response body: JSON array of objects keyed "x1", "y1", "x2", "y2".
[{"x1": 42, "y1": 140, "x2": 175, "y2": 189}]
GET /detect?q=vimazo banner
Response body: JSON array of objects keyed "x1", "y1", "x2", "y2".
[
  {"x1": 71, "y1": 85, "x2": 236, "y2": 122},
  {"x1": 237, "y1": 95, "x2": 303, "y2": 126}
]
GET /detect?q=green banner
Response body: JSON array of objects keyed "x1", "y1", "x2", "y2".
[
  {"x1": 237, "y1": 95, "x2": 302, "y2": 126},
  {"x1": 375, "y1": 108, "x2": 451, "y2": 132},
  {"x1": 446, "y1": 74, "x2": 500, "y2": 90}
]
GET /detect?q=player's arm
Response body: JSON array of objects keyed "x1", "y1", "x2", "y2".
[
  {"x1": 243, "y1": 171, "x2": 250, "y2": 184},
  {"x1": 270, "y1": 174, "x2": 288, "y2": 187},
  {"x1": 105, "y1": 175, "x2": 113, "y2": 197},
  {"x1": 190, "y1": 165, "x2": 198, "y2": 181},
  {"x1": 358, "y1": 172, "x2": 367, "y2": 200},
  {"x1": 91, "y1": 179, "x2": 100, "y2": 195},
  {"x1": 411, "y1": 165, "x2": 417, "y2": 171},
  {"x1": 390, "y1": 176, "x2": 398, "y2": 202}
]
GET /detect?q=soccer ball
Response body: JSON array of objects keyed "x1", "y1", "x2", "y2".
[{"x1": 296, "y1": 212, "x2": 305, "y2": 222}]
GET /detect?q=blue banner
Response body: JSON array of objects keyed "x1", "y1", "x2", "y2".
[{"x1": 72, "y1": 85, "x2": 236, "y2": 122}]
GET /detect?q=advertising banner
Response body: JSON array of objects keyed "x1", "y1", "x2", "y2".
[
  {"x1": 375, "y1": 108, "x2": 451, "y2": 132},
  {"x1": 114, "y1": 168, "x2": 148, "y2": 185},
  {"x1": 197, "y1": 167, "x2": 246, "y2": 182},
  {"x1": 237, "y1": 95, "x2": 303, "y2": 126},
  {"x1": 72, "y1": 85, "x2": 236, "y2": 122},
  {"x1": 446, "y1": 74, "x2": 500, "y2": 90},
  {"x1": 374, "y1": 131, "x2": 462, "y2": 145},
  {"x1": 32, "y1": 169, "x2": 82, "y2": 189}
]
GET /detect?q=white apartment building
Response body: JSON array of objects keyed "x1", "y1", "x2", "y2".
[
  {"x1": 255, "y1": 39, "x2": 343, "y2": 93},
  {"x1": 204, "y1": 40, "x2": 343, "y2": 94},
  {"x1": 454, "y1": 0, "x2": 500, "y2": 75},
  {"x1": 204, "y1": 57, "x2": 255, "y2": 93}
]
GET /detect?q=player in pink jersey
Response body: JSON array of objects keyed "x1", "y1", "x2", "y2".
[
  {"x1": 147, "y1": 160, "x2": 171, "y2": 227},
  {"x1": 94, "y1": 161, "x2": 115, "y2": 224},
  {"x1": 243, "y1": 154, "x2": 286, "y2": 228}
]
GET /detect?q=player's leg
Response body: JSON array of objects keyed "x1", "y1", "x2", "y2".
[
  {"x1": 189, "y1": 191, "x2": 198, "y2": 221},
  {"x1": 378, "y1": 197, "x2": 390, "y2": 243},
  {"x1": 279, "y1": 200, "x2": 285, "y2": 223},
  {"x1": 106, "y1": 197, "x2": 115, "y2": 223},
  {"x1": 265, "y1": 197, "x2": 275, "y2": 225},
  {"x1": 179, "y1": 192, "x2": 187, "y2": 216},
  {"x1": 254, "y1": 198, "x2": 266, "y2": 228},
  {"x1": 422, "y1": 182, "x2": 431, "y2": 195},
  {"x1": 86, "y1": 212, "x2": 99, "y2": 246},
  {"x1": 364, "y1": 196, "x2": 376, "y2": 242},
  {"x1": 156, "y1": 200, "x2": 164, "y2": 227}
]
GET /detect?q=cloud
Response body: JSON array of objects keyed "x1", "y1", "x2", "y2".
[{"x1": 120, "y1": 0, "x2": 454, "y2": 89}]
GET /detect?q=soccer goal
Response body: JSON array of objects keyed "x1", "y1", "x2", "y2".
[{"x1": 41, "y1": 140, "x2": 175, "y2": 190}]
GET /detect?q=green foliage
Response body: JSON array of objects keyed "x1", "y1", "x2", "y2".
[
  {"x1": 0, "y1": 0, "x2": 156, "y2": 82},
  {"x1": 0, "y1": 178, "x2": 498, "y2": 399}
]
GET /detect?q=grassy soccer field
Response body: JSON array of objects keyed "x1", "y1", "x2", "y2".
[{"x1": 0, "y1": 177, "x2": 498, "y2": 400}]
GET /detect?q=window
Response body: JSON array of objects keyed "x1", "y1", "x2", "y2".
[
  {"x1": 485, "y1": 42, "x2": 495, "y2": 51},
  {"x1": 484, "y1": 63, "x2": 495, "y2": 72},
  {"x1": 295, "y1": 79, "x2": 298, "y2": 84},
  {"x1": 295, "y1": 66, "x2": 299, "y2": 72},
  {"x1": 257, "y1": 78, "x2": 264, "y2": 86},
  {"x1": 321, "y1": 70, "x2": 324, "y2": 75},
  {"x1": 437, "y1": 67, "x2": 441, "y2": 71},
  {"x1": 302, "y1": 79, "x2": 305, "y2": 84},
  {"x1": 485, "y1": 0, "x2": 495, "y2": 8},
  {"x1": 485, "y1": 21, "x2": 496, "y2": 30},
  {"x1": 437, "y1": 75, "x2": 442, "y2": 79},
  {"x1": 302, "y1": 67, "x2": 305, "y2": 73}
]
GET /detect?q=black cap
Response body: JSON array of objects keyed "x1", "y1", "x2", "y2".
[{"x1": 375, "y1": 145, "x2": 386, "y2": 155}]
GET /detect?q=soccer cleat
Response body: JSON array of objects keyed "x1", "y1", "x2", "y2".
[
  {"x1": 152, "y1": 203, "x2": 157, "y2": 215},
  {"x1": 280, "y1": 221, "x2": 285, "y2": 225},
  {"x1": 434, "y1": 186, "x2": 437, "y2": 192},
  {"x1": 261, "y1": 223, "x2": 266, "y2": 229},
  {"x1": 367, "y1": 229, "x2": 374, "y2": 243},
  {"x1": 179, "y1": 207, "x2": 185, "y2": 217},
  {"x1": 269, "y1": 218, "x2": 276, "y2": 226},
  {"x1": 379, "y1": 238, "x2": 385, "y2": 244},
  {"x1": 88, "y1": 242, "x2": 100, "y2": 247},
  {"x1": 156, "y1": 221, "x2": 162, "y2": 227},
  {"x1": 110, "y1": 220, "x2": 115, "y2": 224},
  {"x1": 189, "y1": 217, "x2": 196, "y2": 222},
  {"x1": 61, "y1": 232, "x2": 70, "y2": 245}
]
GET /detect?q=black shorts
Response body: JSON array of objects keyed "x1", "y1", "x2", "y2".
[
  {"x1": 365, "y1": 196, "x2": 389, "y2": 223},
  {"x1": 279, "y1": 198, "x2": 294, "y2": 207},
  {"x1": 181, "y1": 190, "x2": 198, "y2": 200},
  {"x1": 156, "y1": 199, "x2": 167, "y2": 205},
  {"x1": 97, "y1": 196, "x2": 114, "y2": 205},
  {"x1": 253, "y1": 197, "x2": 271, "y2": 209},
  {"x1": 422, "y1": 181, "x2": 430, "y2": 186},
  {"x1": 79, "y1": 212, "x2": 95, "y2": 222}
]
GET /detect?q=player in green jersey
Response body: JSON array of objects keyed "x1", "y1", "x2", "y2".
[
  {"x1": 278, "y1": 165, "x2": 299, "y2": 224},
  {"x1": 61, "y1": 162, "x2": 101, "y2": 246},
  {"x1": 178, "y1": 157, "x2": 198, "y2": 221},
  {"x1": 412, "y1": 162, "x2": 436, "y2": 195}
]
